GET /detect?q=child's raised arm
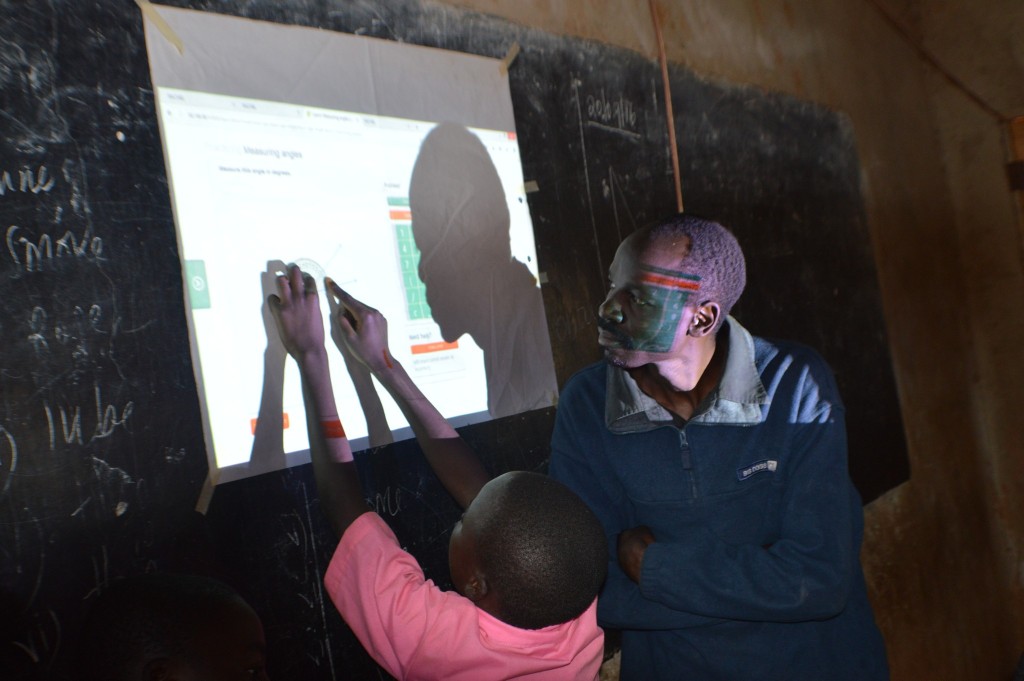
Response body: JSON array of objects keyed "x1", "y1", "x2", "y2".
[
  {"x1": 267, "y1": 265, "x2": 369, "y2": 537},
  {"x1": 326, "y1": 280, "x2": 491, "y2": 509}
]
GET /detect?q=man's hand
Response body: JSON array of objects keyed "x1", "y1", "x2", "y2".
[
  {"x1": 267, "y1": 264, "x2": 326, "y2": 364},
  {"x1": 325, "y1": 279, "x2": 393, "y2": 374},
  {"x1": 618, "y1": 525, "x2": 656, "y2": 584}
]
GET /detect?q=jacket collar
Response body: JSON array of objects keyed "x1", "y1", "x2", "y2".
[{"x1": 604, "y1": 316, "x2": 767, "y2": 433}]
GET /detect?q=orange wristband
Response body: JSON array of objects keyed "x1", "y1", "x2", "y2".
[{"x1": 321, "y1": 418, "x2": 346, "y2": 439}]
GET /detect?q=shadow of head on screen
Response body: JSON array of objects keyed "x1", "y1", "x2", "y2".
[{"x1": 409, "y1": 122, "x2": 556, "y2": 418}]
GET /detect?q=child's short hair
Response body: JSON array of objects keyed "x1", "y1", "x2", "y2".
[
  {"x1": 77, "y1": 572, "x2": 249, "y2": 681},
  {"x1": 475, "y1": 472, "x2": 607, "y2": 629}
]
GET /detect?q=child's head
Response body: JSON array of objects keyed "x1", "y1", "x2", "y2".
[
  {"x1": 448, "y1": 471, "x2": 607, "y2": 630},
  {"x1": 78, "y1": 572, "x2": 269, "y2": 681}
]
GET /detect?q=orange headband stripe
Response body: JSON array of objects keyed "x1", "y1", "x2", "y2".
[{"x1": 639, "y1": 272, "x2": 702, "y2": 291}]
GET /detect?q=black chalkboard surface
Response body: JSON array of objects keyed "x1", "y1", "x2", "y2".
[{"x1": 0, "y1": 1, "x2": 907, "y2": 679}]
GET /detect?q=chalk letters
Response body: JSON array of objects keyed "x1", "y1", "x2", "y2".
[
  {"x1": 0, "y1": 164, "x2": 56, "y2": 198},
  {"x1": 7, "y1": 224, "x2": 103, "y2": 272}
]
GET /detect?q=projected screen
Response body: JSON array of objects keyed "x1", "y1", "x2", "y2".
[
  {"x1": 143, "y1": 6, "x2": 557, "y2": 483},
  {"x1": 155, "y1": 87, "x2": 547, "y2": 481}
]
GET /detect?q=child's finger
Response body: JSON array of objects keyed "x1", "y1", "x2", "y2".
[
  {"x1": 325, "y1": 278, "x2": 361, "y2": 326},
  {"x1": 287, "y1": 263, "x2": 316, "y2": 299},
  {"x1": 275, "y1": 272, "x2": 290, "y2": 297},
  {"x1": 288, "y1": 263, "x2": 304, "y2": 289},
  {"x1": 327, "y1": 278, "x2": 363, "y2": 311},
  {"x1": 301, "y1": 271, "x2": 317, "y2": 296},
  {"x1": 335, "y1": 310, "x2": 355, "y2": 336},
  {"x1": 323, "y1": 278, "x2": 341, "y2": 312}
]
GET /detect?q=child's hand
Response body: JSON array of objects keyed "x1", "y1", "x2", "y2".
[
  {"x1": 267, "y1": 264, "x2": 327, "y2": 363},
  {"x1": 325, "y1": 278, "x2": 393, "y2": 374}
]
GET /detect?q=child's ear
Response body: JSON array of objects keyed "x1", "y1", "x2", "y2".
[{"x1": 462, "y1": 572, "x2": 489, "y2": 602}]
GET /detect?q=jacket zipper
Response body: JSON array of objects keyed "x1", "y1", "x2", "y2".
[{"x1": 679, "y1": 428, "x2": 698, "y2": 498}]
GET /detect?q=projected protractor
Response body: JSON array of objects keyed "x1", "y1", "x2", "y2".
[{"x1": 292, "y1": 257, "x2": 326, "y2": 286}]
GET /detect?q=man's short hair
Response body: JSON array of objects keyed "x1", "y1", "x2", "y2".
[
  {"x1": 476, "y1": 472, "x2": 607, "y2": 630},
  {"x1": 646, "y1": 213, "x2": 746, "y2": 328}
]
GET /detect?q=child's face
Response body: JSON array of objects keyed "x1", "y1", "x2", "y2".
[
  {"x1": 448, "y1": 473, "x2": 513, "y2": 603},
  {"x1": 169, "y1": 599, "x2": 270, "y2": 681}
]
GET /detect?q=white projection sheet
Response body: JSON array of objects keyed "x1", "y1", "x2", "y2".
[{"x1": 142, "y1": 6, "x2": 557, "y2": 484}]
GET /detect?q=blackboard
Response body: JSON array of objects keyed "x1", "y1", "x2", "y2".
[{"x1": 0, "y1": 1, "x2": 908, "y2": 679}]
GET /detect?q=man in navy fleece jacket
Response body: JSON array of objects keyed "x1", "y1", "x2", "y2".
[{"x1": 549, "y1": 213, "x2": 889, "y2": 680}]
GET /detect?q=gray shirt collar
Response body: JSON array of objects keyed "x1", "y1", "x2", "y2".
[{"x1": 604, "y1": 316, "x2": 767, "y2": 433}]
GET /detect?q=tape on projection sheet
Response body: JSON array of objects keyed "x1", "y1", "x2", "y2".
[
  {"x1": 499, "y1": 42, "x2": 520, "y2": 75},
  {"x1": 524, "y1": 180, "x2": 540, "y2": 193},
  {"x1": 194, "y1": 471, "x2": 217, "y2": 514},
  {"x1": 136, "y1": 0, "x2": 185, "y2": 54}
]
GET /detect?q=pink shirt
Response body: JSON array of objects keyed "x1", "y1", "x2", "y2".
[{"x1": 324, "y1": 512, "x2": 604, "y2": 681}]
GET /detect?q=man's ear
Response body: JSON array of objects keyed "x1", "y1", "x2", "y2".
[{"x1": 688, "y1": 302, "x2": 721, "y2": 337}]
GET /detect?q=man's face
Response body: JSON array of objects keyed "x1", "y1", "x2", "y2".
[{"x1": 598, "y1": 234, "x2": 702, "y2": 368}]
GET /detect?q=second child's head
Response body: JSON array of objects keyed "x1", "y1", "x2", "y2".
[
  {"x1": 78, "y1": 572, "x2": 269, "y2": 681},
  {"x1": 448, "y1": 471, "x2": 607, "y2": 630}
]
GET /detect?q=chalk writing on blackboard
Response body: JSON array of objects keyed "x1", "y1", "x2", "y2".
[
  {"x1": 585, "y1": 89, "x2": 640, "y2": 140},
  {"x1": 9, "y1": 607, "x2": 61, "y2": 669},
  {"x1": 2, "y1": 159, "x2": 104, "y2": 273},
  {"x1": 6, "y1": 224, "x2": 103, "y2": 272},
  {"x1": 0, "y1": 164, "x2": 55, "y2": 197},
  {"x1": 28, "y1": 303, "x2": 109, "y2": 355},
  {"x1": 275, "y1": 481, "x2": 338, "y2": 675},
  {"x1": 551, "y1": 304, "x2": 595, "y2": 344},
  {"x1": 0, "y1": 425, "x2": 17, "y2": 496},
  {"x1": 42, "y1": 384, "x2": 134, "y2": 447},
  {"x1": 370, "y1": 486, "x2": 403, "y2": 517}
]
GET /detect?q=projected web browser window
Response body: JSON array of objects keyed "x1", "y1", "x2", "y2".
[
  {"x1": 142, "y1": 5, "x2": 555, "y2": 484},
  {"x1": 155, "y1": 87, "x2": 540, "y2": 482}
]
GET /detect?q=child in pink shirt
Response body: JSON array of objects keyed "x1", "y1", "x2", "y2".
[{"x1": 268, "y1": 265, "x2": 607, "y2": 681}]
